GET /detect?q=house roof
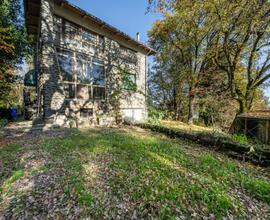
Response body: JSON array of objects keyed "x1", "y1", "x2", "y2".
[
  {"x1": 237, "y1": 110, "x2": 270, "y2": 120},
  {"x1": 24, "y1": 0, "x2": 155, "y2": 55}
]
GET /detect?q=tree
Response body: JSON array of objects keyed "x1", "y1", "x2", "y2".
[
  {"x1": 0, "y1": 0, "x2": 31, "y2": 107},
  {"x1": 210, "y1": 0, "x2": 270, "y2": 113},
  {"x1": 149, "y1": 0, "x2": 217, "y2": 124},
  {"x1": 148, "y1": 0, "x2": 270, "y2": 124},
  {"x1": 197, "y1": 67, "x2": 238, "y2": 128},
  {"x1": 147, "y1": 0, "x2": 173, "y2": 12}
]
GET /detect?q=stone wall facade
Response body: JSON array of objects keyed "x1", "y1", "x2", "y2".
[{"x1": 36, "y1": 0, "x2": 148, "y2": 127}]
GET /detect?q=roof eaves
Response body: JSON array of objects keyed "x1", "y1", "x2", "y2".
[{"x1": 237, "y1": 116, "x2": 270, "y2": 120}]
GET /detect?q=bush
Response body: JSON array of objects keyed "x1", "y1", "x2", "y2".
[
  {"x1": 136, "y1": 122, "x2": 270, "y2": 166},
  {"x1": 147, "y1": 106, "x2": 165, "y2": 124},
  {"x1": 231, "y1": 134, "x2": 249, "y2": 145},
  {"x1": 0, "y1": 118, "x2": 8, "y2": 127}
]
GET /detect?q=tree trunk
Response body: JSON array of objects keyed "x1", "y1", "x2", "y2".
[
  {"x1": 237, "y1": 90, "x2": 254, "y2": 114},
  {"x1": 238, "y1": 99, "x2": 249, "y2": 114},
  {"x1": 188, "y1": 88, "x2": 196, "y2": 124}
]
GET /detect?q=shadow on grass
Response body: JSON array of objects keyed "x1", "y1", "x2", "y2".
[
  {"x1": 0, "y1": 128, "x2": 269, "y2": 219},
  {"x1": 0, "y1": 144, "x2": 23, "y2": 186},
  {"x1": 0, "y1": 143, "x2": 24, "y2": 208}
]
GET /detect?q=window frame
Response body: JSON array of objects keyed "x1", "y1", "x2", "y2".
[
  {"x1": 57, "y1": 48, "x2": 75, "y2": 83},
  {"x1": 56, "y1": 47, "x2": 106, "y2": 101},
  {"x1": 81, "y1": 28, "x2": 98, "y2": 46},
  {"x1": 53, "y1": 14, "x2": 105, "y2": 51},
  {"x1": 123, "y1": 72, "x2": 137, "y2": 91},
  {"x1": 92, "y1": 59, "x2": 105, "y2": 87},
  {"x1": 63, "y1": 19, "x2": 81, "y2": 48}
]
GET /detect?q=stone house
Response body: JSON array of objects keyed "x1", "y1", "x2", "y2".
[{"x1": 24, "y1": 0, "x2": 154, "y2": 127}]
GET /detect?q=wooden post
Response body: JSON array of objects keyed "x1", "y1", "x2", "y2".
[{"x1": 266, "y1": 120, "x2": 269, "y2": 144}]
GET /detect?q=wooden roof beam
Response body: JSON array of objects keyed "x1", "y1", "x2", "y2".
[{"x1": 28, "y1": 1, "x2": 40, "y2": 7}]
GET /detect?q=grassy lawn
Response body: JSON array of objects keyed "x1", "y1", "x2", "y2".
[{"x1": 0, "y1": 127, "x2": 269, "y2": 219}]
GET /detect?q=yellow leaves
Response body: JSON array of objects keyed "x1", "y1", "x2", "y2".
[{"x1": 0, "y1": 26, "x2": 15, "y2": 54}]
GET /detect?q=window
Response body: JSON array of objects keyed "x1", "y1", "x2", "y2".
[
  {"x1": 53, "y1": 15, "x2": 105, "y2": 56},
  {"x1": 57, "y1": 48, "x2": 106, "y2": 100},
  {"x1": 81, "y1": 29, "x2": 97, "y2": 54},
  {"x1": 57, "y1": 49, "x2": 74, "y2": 82},
  {"x1": 77, "y1": 85, "x2": 89, "y2": 100},
  {"x1": 52, "y1": 15, "x2": 109, "y2": 102},
  {"x1": 76, "y1": 55, "x2": 91, "y2": 84},
  {"x1": 123, "y1": 73, "x2": 136, "y2": 90},
  {"x1": 82, "y1": 29, "x2": 97, "y2": 44},
  {"x1": 80, "y1": 108, "x2": 93, "y2": 118},
  {"x1": 92, "y1": 59, "x2": 105, "y2": 99},
  {"x1": 92, "y1": 59, "x2": 105, "y2": 86},
  {"x1": 120, "y1": 46, "x2": 138, "y2": 65},
  {"x1": 64, "y1": 21, "x2": 80, "y2": 47},
  {"x1": 63, "y1": 84, "x2": 75, "y2": 99},
  {"x1": 93, "y1": 86, "x2": 105, "y2": 100}
]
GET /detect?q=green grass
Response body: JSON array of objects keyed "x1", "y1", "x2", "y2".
[
  {"x1": 0, "y1": 144, "x2": 22, "y2": 183},
  {"x1": 0, "y1": 143, "x2": 23, "y2": 203},
  {"x1": 0, "y1": 128, "x2": 269, "y2": 218}
]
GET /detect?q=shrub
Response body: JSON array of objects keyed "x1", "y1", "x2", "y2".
[
  {"x1": 147, "y1": 106, "x2": 165, "y2": 124},
  {"x1": 0, "y1": 118, "x2": 8, "y2": 127},
  {"x1": 231, "y1": 134, "x2": 249, "y2": 145}
]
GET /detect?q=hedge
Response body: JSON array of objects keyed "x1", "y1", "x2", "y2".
[{"x1": 136, "y1": 123, "x2": 270, "y2": 166}]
